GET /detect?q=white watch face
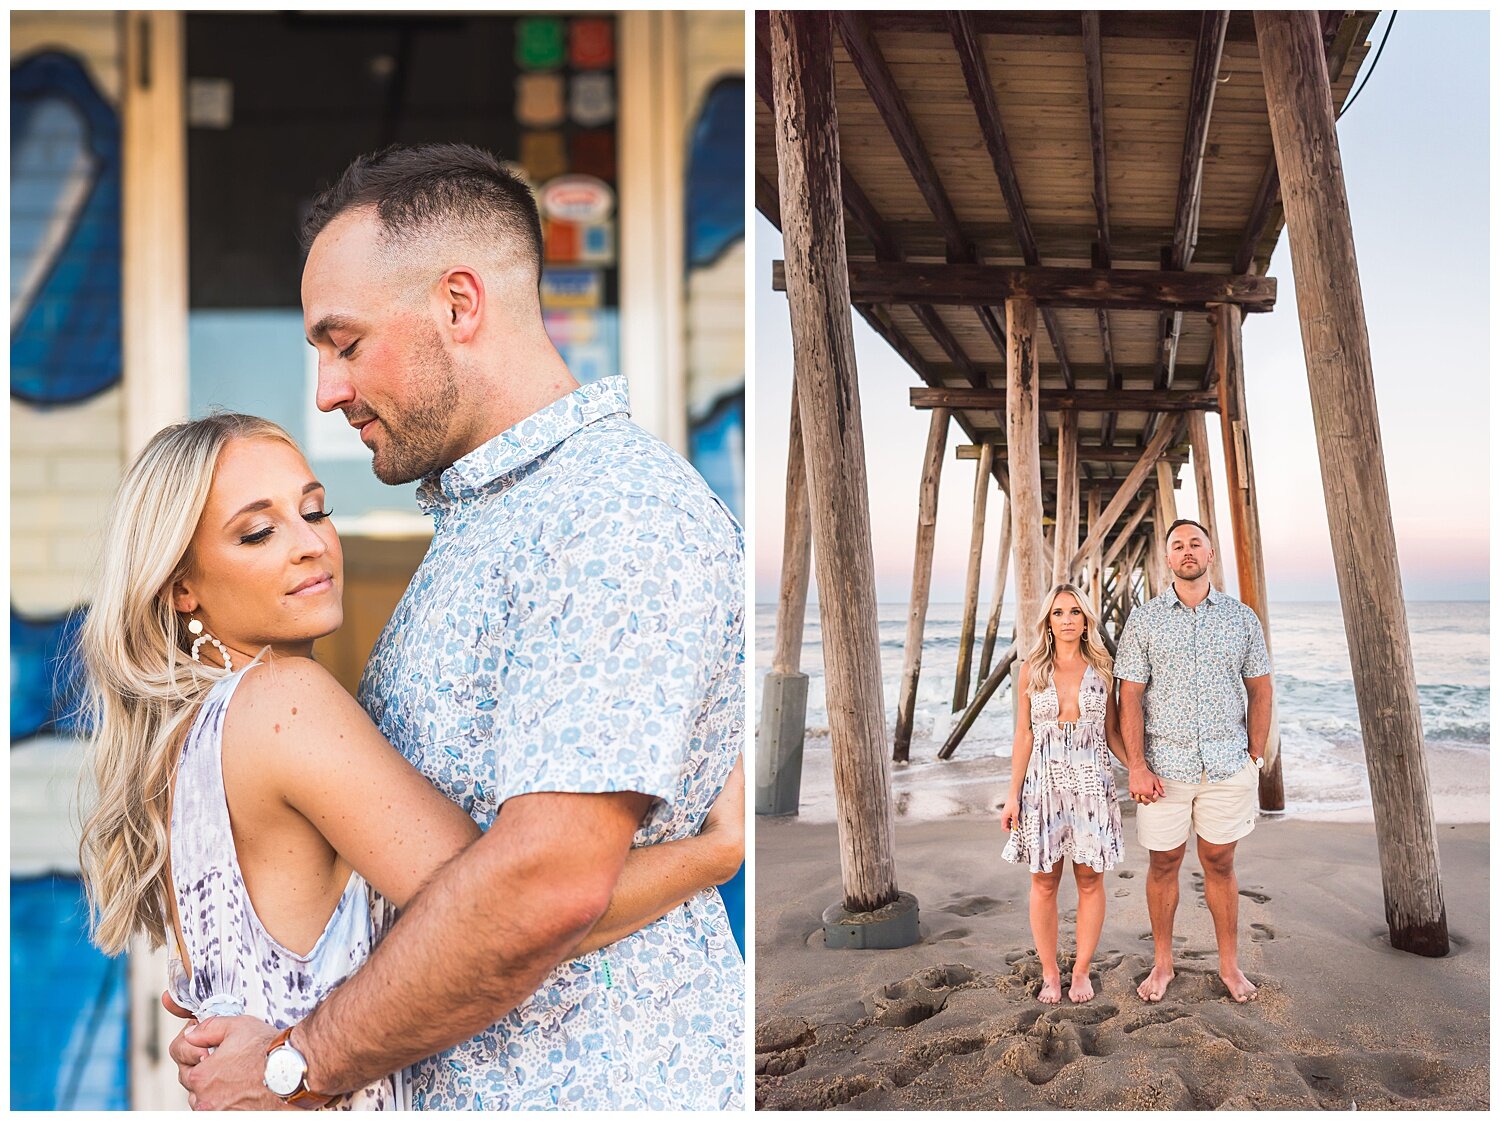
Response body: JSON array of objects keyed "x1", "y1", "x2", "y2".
[{"x1": 265, "y1": 1045, "x2": 306, "y2": 1097}]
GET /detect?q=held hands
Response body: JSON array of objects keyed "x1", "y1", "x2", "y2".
[
  {"x1": 1128, "y1": 766, "x2": 1165, "y2": 805},
  {"x1": 162, "y1": 999, "x2": 288, "y2": 1111}
]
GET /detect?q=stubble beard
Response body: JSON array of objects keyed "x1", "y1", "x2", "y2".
[{"x1": 370, "y1": 330, "x2": 463, "y2": 486}]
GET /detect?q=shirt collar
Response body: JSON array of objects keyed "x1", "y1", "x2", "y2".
[
  {"x1": 416, "y1": 376, "x2": 631, "y2": 512},
  {"x1": 1167, "y1": 582, "x2": 1223, "y2": 608}
]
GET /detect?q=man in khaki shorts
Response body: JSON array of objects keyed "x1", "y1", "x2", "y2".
[{"x1": 1114, "y1": 519, "x2": 1274, "y2": 1004}]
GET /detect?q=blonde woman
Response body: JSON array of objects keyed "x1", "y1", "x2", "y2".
[
  {"x1": 77, "y1": 414, "x2": 743, "y2": 1109},
  {"x1": 1000, "y1": 584, "x2": 1126, "y2": 1004}
]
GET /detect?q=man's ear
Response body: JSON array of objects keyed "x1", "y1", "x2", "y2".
[{"x1": 439, "y1": 266, "x2": 484, "y2": 344}]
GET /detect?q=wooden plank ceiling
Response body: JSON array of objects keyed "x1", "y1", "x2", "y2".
[{"x1": 756, "y1": 10, "x2": 1377, "y2": 541}]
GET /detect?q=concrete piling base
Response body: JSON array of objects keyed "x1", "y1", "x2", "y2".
[
  {"x1": 822, "y1": 891, "x2": 921, "y2": 949},
  {"x1": 755, "y1": 670, "x2": 808, "y2": 817}
]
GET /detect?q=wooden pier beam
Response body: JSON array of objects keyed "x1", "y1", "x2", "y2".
[
  {"x1": 757, "y1": 392, "x2": 813, "y2": 815},
  {"x1": 894, "y1": 408, "x2": 950, "y2": 762},
  {"x1": 1066, "y1": 416, "x2": 1181, "y2": 576},
  {"x1": 977, "y1": 495, "x2": 1012, "y2": 682},
  {"x1": 1053, "y1": 410, "x2": 1080, "y2": 587},
  {"x1": 1212, "y1": 303, "x2": 1285, "y2": 812},
  {"x1": 1258, "y1": 9, "x2": 1446, "y2": 956},
  {"x1": 1154, "y1": 459, "x2": 1179, "y2": 527},
  {"x1": 953, "y1": 444, "x2": 993, "y2": 711},
  {"x1": 1086, "y1": 488, "x2": 1102, "y2": 613},
  {"x1": 770, "y1": 11, "x2": 909, "y2": 932},
  {"x1": 1186, "y1": 409, "x2": 1227, "y2": 590},
  {"x1": 1006, "y1": 297, "x2": 1047, "y2": 652}
]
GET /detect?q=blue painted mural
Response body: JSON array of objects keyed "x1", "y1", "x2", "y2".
[
  {"x1": 684, "y1": 75, "x2": 746, "y2": 527},
  {"x1": 11, "y1": 45, "x2": 128, "y2": 1111},
  {"x1": 11, "y1": 877, "x2": 130, "y2": 1110},
  {"x1": 11, "y1": 50, "x2": 122, "y2": 406},
  {"x1": 11, "y1": 608, "x2": 88, "y2": 742},
  {"x1": 686, "y1": 78, "x2": 745, "y2": 271},
  {"x1": 683, "y1": 75, "x2": 746, "y2": 944}
]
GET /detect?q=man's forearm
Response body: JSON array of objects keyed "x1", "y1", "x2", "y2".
[
  {"x1": 1120, "y1": 689, "x2": 1149, "y2": 771},
  {"x1": 294, "y1": 797, "x2": 637, "y2": 1096},
  {"x1": 1247, "y1": 686, "x2": 1273, "y2": 760}
]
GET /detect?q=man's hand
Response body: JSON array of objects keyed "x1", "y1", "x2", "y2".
[
  {"x1": 1129, "y1": 766, "x2": 1165, "y2": 805},
  {"x1": 172, "y1": 1015, "x2": 284, "y2": 1110},
  {"x1": 699, "y1": 755, "x2": 744, "y2": 883}
]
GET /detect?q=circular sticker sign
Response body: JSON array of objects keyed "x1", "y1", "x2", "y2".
[{"x1": 538, "y1": 175, "x2": 616, "y2": 224}]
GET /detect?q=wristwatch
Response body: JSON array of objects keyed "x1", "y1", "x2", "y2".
[
  {"x1": 1251, "y1": 754, "x2": 1265, "y2": 769},
  {"x1": 264, "y1": 1026, "x2": 336, "y2": 1108}
]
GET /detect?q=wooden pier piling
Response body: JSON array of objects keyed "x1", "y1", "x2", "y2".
[
  {"x1": 770, "y1": 10, "x2": 903, "y2": 919},
  {"x1": 1185, "y1": 409, "x2": 1226, "y2": 590},
  {"x1": 1258, "y1": 9, "x2": 1447, "y2": 956},
  {"x1": 978, "y1": 495, "x2": 1012, "y2": 682},
  {"x1": 1212, "y1": 303, "x2": 1284, "y2": 810},
  {"x1": 756, "y1": 392, "x2": 813, "y2": 816},
  {"x1": 894, "y1": 407, "x2": 950, "y2": 762},
  {"x1": 953, "y1": 444, "x2": 993, "y2": 711},
  {"x1": 1005, "y1": 297, "x2": 1047, "y2": 656}
]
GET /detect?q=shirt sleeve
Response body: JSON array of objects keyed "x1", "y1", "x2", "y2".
[
  {"x1": 1241, "y1": 608, "x2": 1272, "y2": 678},
  {"x1": 493, "y1": 493, "x2": 733, "y2": 808},
  {"x1": 1112, "y1": 610, "x2": 1150, "y2": 683}
]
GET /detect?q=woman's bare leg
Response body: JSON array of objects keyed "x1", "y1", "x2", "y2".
[
  {"x1": 1029, "y1": 865, "x2": 1066, "y2": 1003},
  {"x1": 1070, "y1": 864, "x2": 1105, "y2": 1001}
]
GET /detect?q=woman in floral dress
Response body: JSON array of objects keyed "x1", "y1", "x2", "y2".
[{"x1": 1001, "y1": 583, "x2": 1126, "y2": 1004}]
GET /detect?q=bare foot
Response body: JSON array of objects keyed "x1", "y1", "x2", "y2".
[
  {"x1": 1038, "y1": 973, "x2": 1063, "y2": 1004},
  {"x1": 1068, "y1": 970, "x2": 1095, "y2": 1003},
  {"x1": 1137, "y1": 964, "x2": 1175, "y2": 1002},
  {"x1": 1220, "y1": 966, "x2": 1259, "y2": 1003}
]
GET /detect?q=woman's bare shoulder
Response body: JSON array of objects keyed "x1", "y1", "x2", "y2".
[{"x1": 224, "y1": 657, "x2": 370, "y2": 760}]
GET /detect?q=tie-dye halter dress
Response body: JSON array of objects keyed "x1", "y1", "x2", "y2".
[{"x1": 1002, "y1": 663, "x2": 1125, "y2": 873}]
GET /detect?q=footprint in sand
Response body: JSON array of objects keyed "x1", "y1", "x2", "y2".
[
  {"x1": 1124, "y1": 1006, "x2": 1190, "y2": 1033},
  {"x1": 1139, "y1": 932, "x2": 1187, "y2": 946},
  {"x1": 1117, "y1": 870, "x2": 1135, "y2": 879},
  {"x1": 1239, "y1": 888, "x2": 1271, "y2": 904},
  {"x1": 932, "y1": 927, "x2": 970, "y2": 943},
  {"x1": 940, "y1": 895, "x2": 1000, "y2": 917},
  {"x1": 1250, "y1": 922, "x2": 1276, "y2": 942},
  {"x1": 869, "y1": 964, "x2": 978, "y2": 1028},
  {"x1": 1114, "y1": 888, "x2": 1130, "y2": 898}
]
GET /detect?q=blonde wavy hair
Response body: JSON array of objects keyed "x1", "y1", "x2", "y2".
[
  {"x1": 1025, "y1": 583, "x2": 1113, "y2": 697},
  {"x1": 78, "y1": 414, "x2": 297, "y2": 953}
]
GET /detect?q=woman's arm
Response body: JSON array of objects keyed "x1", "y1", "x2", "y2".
[
  {"x1": 574, "y1": 756, "x2": 743, "y2": 954},
  {"x1": 1103, "y1": 683, "x2": 1128, "y2": 765},
  {"x1": 226, "y1": 658, "x2": 482, "y2": 910},
  {"x1": 230, "y1": 658, "x2": 741, "y2": 945},
  {"x1": 1000, "y1": 665, "x2": 1034, "y2": 829}
]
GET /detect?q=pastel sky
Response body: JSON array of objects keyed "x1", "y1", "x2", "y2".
[{"x1": 753, "y1": 11, "x2": 1489, "y2": 604}]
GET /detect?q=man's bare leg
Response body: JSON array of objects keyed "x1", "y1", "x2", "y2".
[
  {"x1": 1198, "y1": 835, "x2": 1258, "y2": 1002},
  {"x1": 1138, "y1": 843, "x2": 1184, "y2": 1001},
  {"x1": 1069, "y1": 865, "x2": 1104, "y2": 1002},
  {"x1": 1029, "y1": 865, "x2": 1066, "y2": 1003}
]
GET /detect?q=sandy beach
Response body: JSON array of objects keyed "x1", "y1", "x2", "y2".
[{"x1": 755, "y1": 809, "x2": 1488, "y2": 1110}]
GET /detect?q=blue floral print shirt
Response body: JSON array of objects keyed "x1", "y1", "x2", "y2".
[
  {"x1": 358, "y1": 376, "x2": 745, "y2": 1110},
  {"x1": 1112, "y1": 584, "x2": 1271, "y2": 783}
]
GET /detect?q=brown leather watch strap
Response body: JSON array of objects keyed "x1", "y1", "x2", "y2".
[{"x1": 266, "y1": 1026, "x2": 338, "y2": 1109}]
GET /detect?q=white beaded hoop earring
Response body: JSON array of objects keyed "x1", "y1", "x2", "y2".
[{"x1": 187, "y1": 616, "x2": 234, "y2": 671}]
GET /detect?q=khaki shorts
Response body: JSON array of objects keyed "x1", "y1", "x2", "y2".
[{"x1": 1137, "y1": 757, "x2": 1259, "y2": 851}]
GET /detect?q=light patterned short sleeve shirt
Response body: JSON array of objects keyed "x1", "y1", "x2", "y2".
[
  {"x1": 358, "y1": 376, "x2": 744, "y2": 1110},
  {"x1": 1112, "y1": 584, "x2": 1271, "y2": 783}
]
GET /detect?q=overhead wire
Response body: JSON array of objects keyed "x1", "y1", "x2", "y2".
[{"x1": 1336, "y1": 11, "x2": 1397, "y2": 120}]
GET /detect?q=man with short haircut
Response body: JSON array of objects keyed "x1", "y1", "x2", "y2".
[
  {"x1": 172, "y1": 144, "x2": 744, "y2": 1109},
  {"x1": 1114, "y1": 518, "x2": 1273, "y2": 1004}
]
